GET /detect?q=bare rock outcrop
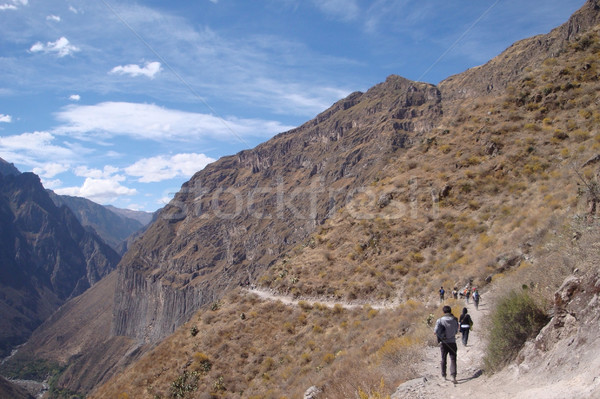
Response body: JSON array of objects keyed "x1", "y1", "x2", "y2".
[{"x1": 511, "y1": 270, "x2": 600, "y2": 397}]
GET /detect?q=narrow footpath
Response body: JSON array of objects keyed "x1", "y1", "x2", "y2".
[{"x1": 245, "y1": 287, "x2": 399, "y2": 310}]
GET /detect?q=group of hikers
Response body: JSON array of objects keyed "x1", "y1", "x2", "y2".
[
  {"x1": 433, "y1": 285, "x2": 481, "y2": 384},
  {"x1": 439, "y1": 285, "x2": 481, "y2": 309}
]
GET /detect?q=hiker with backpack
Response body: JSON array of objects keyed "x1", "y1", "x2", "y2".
[
  {"x1": 458, "y1": 307, "x2": 473, "y2": 346},
  {"x1": 439, "y1": 286, "x2": 445, "y2": 302},
  {"x1": 473, "y1": 289, "x2": 481, "y2": 310},
  {"x1": 433, "y1": 305, "x2": 459, "y2": 383}
]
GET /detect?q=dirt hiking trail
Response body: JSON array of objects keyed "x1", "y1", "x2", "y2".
[
  {"x1": 246, "y1": 287, "x2": 399, "y2": 310},
  {"x1": 392, "y1": 298, "x2": 487, "y2": 399}
]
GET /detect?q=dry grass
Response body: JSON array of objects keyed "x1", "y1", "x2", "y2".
[{"x1": 90, "y1": 292, "x2": 433, "y2": 399}]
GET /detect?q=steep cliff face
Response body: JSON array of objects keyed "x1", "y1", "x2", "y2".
[
  {"x1": 112, "y1": 75, "x2": 443, "y2": 342},
  {"x1": 0, "y1": 171, "x2": 120, "y2": 357}
]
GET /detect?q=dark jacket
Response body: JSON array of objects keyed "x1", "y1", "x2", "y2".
[
  {"x1": 459, "y1": 313, "x2": 472, "y2": 330},
  {"x1": 434, "y1": 314, "x2": 459, "y2": 344}
]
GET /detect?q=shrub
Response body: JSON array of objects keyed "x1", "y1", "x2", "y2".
[
  {"x1": 323, "y1": 353, "x2": 336, "y2": 364},
  {"x1": 357, "y1": 378, "x2": 391, "y2": 399},
  {"x1": 192, "y1": 352, "x2": 212, "y2": 373},
  {"x1": 190, "y1": 326, "x2": 199, "y2": 337},
  {"x1": 484, "y1": 290, "x2": 549, "y2": 372},
  {"x1": 572, "y1": 129, "x2": 591, "y2": 142},
  {"x1": 170, "y1": 370, "x2": 199, "y2": 398},
  {"x1": 283, "y1": 321, "x2": 295, "y2": 334}
]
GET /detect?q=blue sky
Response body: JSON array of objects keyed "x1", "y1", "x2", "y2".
[{"x1": 0, "y1": 0, "x2": 586, "y2": 212}]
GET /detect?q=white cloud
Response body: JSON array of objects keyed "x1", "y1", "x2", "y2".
[
  {"x1": 41, "y1": 178, "x2": 62, "y2": 189},
  {"x1": 109, "y1": 61, "x2": 162, "y2": 79},
  {"x1": 69, "y1": 94, "x2": 80, "y2": 101},
  {"x1": 55, "y1": 177, "x2": 137, "y2": 204},
  {"x1": 54, "y1": 102, "x2": 295, "y2": 142},
  {"x1": 0, "y1": 131, "x2": 85, "y2": 172},
  {"x1": 0, "y1": 131, "x2": 74, "y2": 159},
  {"x1": 245, "y1": 78, "x2": 350, "y2": 116},
  {"x1": 0, "y1": 0, "x2": 26, "y2": 10},
  {"x1": 0, "y1": 114, "x2": 11, "y2": 122},
  {"x1": 30, "y1": 37, "x2": 80, "y2": 57},
  {"x1": 74, "y1": 165, "x2": 121, "y2": 179},
  {"x1": 33, "y1": 162, "x2": 69, "y2": 178},
  {"x1": 125, "y1": 153, "x2": 215, "y2": 183},
  {"x1": 68, "y1": 5, "x2": 78, "y2": 14},
  {"x1": 312, "y1": 0, "x2": 360, "y2": 21},
  {"x1": 53, "y1": 165, "x2": 137, "y2": 203},
  {"x1": 46, "y1": 14, "x2": 60, "y2": 22}
]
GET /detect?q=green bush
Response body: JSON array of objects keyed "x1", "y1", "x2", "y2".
[{"x1": 484, "y1": 290, "x2": 549, "y2": 372}]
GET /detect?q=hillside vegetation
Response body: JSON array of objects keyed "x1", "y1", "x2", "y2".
[{"x1": 89, "y1": 8, "x2": 600, "y2": 399}]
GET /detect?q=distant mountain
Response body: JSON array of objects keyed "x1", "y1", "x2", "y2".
[
  {"x1": 0, "y1": 157, "x2": 20, "y2": 177},
  {"x1": 0, "y1": 171, "x2": 120, "y2": 358},
  {"x1": 105, "y1": 205, "x2": 154, "y2": 226},
  {"x1": 47, "y1": 192, "x2": 147, "y2": 255}
]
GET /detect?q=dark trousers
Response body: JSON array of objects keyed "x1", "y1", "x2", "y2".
[
  {"x1": 461, "y1": 327, "x2": 470, "y2": 346},
  {"x1": 440, "y1": 342, "x2": 457, "y2": 377}
]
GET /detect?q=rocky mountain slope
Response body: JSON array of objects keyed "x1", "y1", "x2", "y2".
[
  {"x1": 47, "y1": 191, "x2": 147, "y2": 255},
  {"x1": 0, "y1": 158, "x2": 20, "y2": 177},
  {"x1": 111, "y1": 74, "x2": 443, "y2": 344},
  {"x1": 0, "y1": 164, "x2": 120, "y2": 359},
  {"x1": 5, "y1": 1, "x2": 600, "y2": 397}
]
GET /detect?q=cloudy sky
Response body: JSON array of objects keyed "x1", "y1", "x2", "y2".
[{"x1": 0, "y1": 0, "x2": 585, "y2": 211}]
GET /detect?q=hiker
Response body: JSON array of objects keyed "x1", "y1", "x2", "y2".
[
  {"x1": 452, "y1": 287, "x2": 458, "y2": 299},
  {"x1": 473, "y1": 289, "x2": 481, "y2": 310},
  {"x1": 458, "y1": 307, "x2": 473, "y2": 346},
  {"x1": 433, "y1": 305, "x2": 459, "y2": 383},
  {"x1": 464, "y1": 288, "x2": 471, "y2": 304},
  {"x1": 439, "y1": 286, "x2": 445, "y2": 302}
]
